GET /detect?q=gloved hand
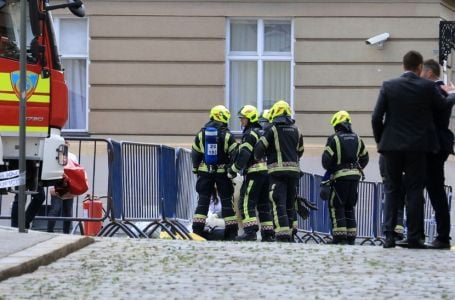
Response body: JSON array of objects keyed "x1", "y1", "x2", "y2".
[
  {"x1": 299, "y1": 196, "x2": 318, "y2": 210},
  {"x1": 295, "y1": 196, "x2": 317, "y2": 220},
  {"x1": 227, "y1": 168, "x2": 237, "y2": 179},
  {"x1": 319, "y1": 180, "x2": 332, "y2": 201},
  {"x1": 192, "y1": 167, "x2": 198, "y2": 175}
]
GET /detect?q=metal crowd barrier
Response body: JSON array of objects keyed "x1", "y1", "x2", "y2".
[
  {"x1": 297, "y1": 175, "x2": 381, "y2": 245},
  {"x1": 355, "y1": 181, "x2": 378, "y2": 245},
  {"x1": 98, "y1": 141, "x2": 191, "y2": 239},
  {"x1": 0, "y1": 137, "x2": 114, "y2": 236},
  {"x1": 298, "y1": 173, "x2": 453, "y2": 245},
  {"x1": 175, "y1": 148, "x2": 198, "y2": 228},
  {"x1": 375, "y1": 183, "x2": 386, "y2": 244},
  {"x1": 311, "y1": 175, "x2": 333, "y2": 242},
  {"x1": 4, "y1": 136, "x2": 452, "y2": 244},
  {"x1": 295, "y1": 172, "x2": 317, "y2": 243}
]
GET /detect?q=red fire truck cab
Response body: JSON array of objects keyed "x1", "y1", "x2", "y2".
[{"x1": 0, "y1": 0, "x2": 84, "y2": 191}]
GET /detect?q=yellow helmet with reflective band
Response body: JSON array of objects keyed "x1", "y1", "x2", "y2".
[
  {"x1": 210, "y1": 105, "x2": 231, "y2": 124},
  {"x1": 237, "y1": 105, "x2": 259, "y2": 123},
  {"x1": 270, "y1": 100, "x2": 291, "y2": 120},
  {"x1": 330, "y1": 110, "x2": 351, "y2": 127}
]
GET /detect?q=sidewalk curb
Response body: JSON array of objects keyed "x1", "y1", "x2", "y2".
[{"x1": 0, "y1": 235, "x2": 94, "y2": 282}]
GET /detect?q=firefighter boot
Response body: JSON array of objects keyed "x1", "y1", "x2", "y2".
[
  {"x1": 235, "y1": 227, "x2": 257, "y2": 241},
  {"x1": 327, "y1": 235, "x2": 347, "y2": 245},
  {"x1": 261, "y1": 230, "x2": 275, "y2": 242},
  {"x1": 224, "y1": 225, "x2": 238, "y2": 241},
  {"x1": 192, "y1": 220, "x2": 205, "y2": 238},
  {"x1": 346, "y1": 236, "x2": 356, "y2": 245},
  {"x1": 276, "y1": 234, "x2": 292, "y2": 243}
]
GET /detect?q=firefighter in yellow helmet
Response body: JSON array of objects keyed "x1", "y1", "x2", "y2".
[
  {"x1": 191, "y1": 105, "x2": 239, "y2": 240},
  {"x1": 322, "y1": 110, "x2": 369, "y2": 245},
  {"x1": 228, "y1": 105, "x2": 274, "y2": 241},
  {"x1": 254, "y1": 100, "x2": 304, "y2": 242}
]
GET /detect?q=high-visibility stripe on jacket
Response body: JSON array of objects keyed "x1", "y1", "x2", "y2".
[
  {"x1": 322, "y1": 129, "x2": 369, "y2": 180},
  {"x1": 254, "y1": 116, "x2": 304, "y2": 177},
  {"x1": 191, "y1": 120, "x2": 238, "y2": 174},
  {"x1": 231, "y1": 124, "x2": 267, "y2": 174}
]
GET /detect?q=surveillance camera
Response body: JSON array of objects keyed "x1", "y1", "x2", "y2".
[{"x1": 365, "y1": 33, "x2": 390, "y2": 48}]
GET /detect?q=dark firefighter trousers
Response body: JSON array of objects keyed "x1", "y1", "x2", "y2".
[
  {"x1": 192, "y1": 173, "x2": 238, "y2": 238},
  {"x1": 329, "y1": 179, "x2": 359, "y2": 242},
  {"x1": 269, "y1": 174, "x2": 298, "y2": 239},
  {"x1": 238, "y1": 172, "x2": 273, "y2": 234}
]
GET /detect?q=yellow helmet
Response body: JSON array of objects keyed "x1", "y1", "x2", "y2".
[
  {"x1": 261, "y1": 109, "x2": 271, "y2": 122},
  {"x1": 330, "y1": 110, "x2": 351, "y2": 127},
  {"x1": 210, "y1": 105, "x2": 231, "y2": 124},
  {"x1": 270, "y1": 100, "x2": 291, "y2": 120},
  {"x1": 237, "y1": 105, "x2": 259, "y2": 123}
]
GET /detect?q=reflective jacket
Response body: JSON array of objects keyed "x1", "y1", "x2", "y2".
[
  {"x1": 322, "y1": 124, "x2": 369, "y2": 180},
  {"x1": 191, "y1": 120, "x2": 238, "y2": 174},
  {"x1": 254, "y1": 116, "x2": 304, "y2": 177},
  {"x1": 231, "y1": 122, "x2": 267, "y2": 175}
]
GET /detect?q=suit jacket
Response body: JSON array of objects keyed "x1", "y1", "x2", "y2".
[
  {"x1": 372, "y1": 72, "x2": 449, "y2": 153},
  {"x1": 434, "y1": 80, "x2": 455, "y2": 154}
]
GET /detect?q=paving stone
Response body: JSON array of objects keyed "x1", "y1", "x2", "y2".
[{"x1": 1, "y1": 237, "x2": 455, "y2": 299}]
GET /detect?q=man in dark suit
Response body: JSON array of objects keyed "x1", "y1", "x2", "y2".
[
  {"x1": 421, "y1": 59, "x2": 454, "y2": 249},
  {"x1": 372, "y1": 50, "x2": 453, "y2": 249}
]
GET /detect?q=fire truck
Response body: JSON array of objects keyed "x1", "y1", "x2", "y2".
[{"x1": 0, "y1": 0, "x2": 84, "y2": 191}]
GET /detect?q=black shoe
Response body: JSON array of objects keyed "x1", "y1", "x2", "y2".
[
  {"x1": 235, "y1": 231, "x2": 257, "y2": 241},
  {"x1": 383, "y1": 237, "x2": 396, "y2": 248},
  {"x1": 426, "y1": 238, "x2": 451, "y2": 250}
]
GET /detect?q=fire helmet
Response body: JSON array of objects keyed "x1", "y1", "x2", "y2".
[
  {"x1": 270, "y1": 100, "x2": 292, "y2": 120},
  {"x1": 330, "y1": 110, "x2": 351, "y2": 127},
  {"x1": 210, "y1": 105, "x2": 231, "y2": 124},
  {"x1": 237, "y1": 105, "x2": 259, "y2": 123}
]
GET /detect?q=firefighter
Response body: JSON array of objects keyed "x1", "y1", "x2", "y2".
[
  {"x1": 254, "y1": 100, "x2": 304, "y2": 242},
  {"x1": 322, "y1": 111, "x2": 369, "y2": 245},
  {"x1": 191, "y1": 105, "x2": 239, "y2": 240},
  {"x1": 228, "y1": 105, "x2": 274, "y2": 242}
]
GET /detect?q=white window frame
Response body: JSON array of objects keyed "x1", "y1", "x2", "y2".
[
  {"x1": 225, "y1": 18, "x2": 295, "y2": 127},
  {"x1": 53, "y1": 16, "x2": 89, "y2": 133}
]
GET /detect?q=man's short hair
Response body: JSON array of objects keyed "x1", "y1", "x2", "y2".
[
  {"x1": 403, "y1": 50, "x2": 423, "y2": 71},
  {"x1": 423, "y1": 59, "x2": 441, "y2": 77}
]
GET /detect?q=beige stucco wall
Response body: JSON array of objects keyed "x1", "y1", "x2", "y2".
[{"x1": 83, "y1": 0, "x2": 455, "y2": 145}]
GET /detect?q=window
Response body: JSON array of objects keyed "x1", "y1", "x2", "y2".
[
  {"x1": 0, "y1": 1, "x2": 35, "y2": 62},
  {"x1": 53, "y1": 17, "x2": 88, "y2": 132},
  {"x1": 226, "y1": 19, "x2": 294, "y2": 131}
]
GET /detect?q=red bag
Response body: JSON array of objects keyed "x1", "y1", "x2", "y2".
[{"x1": 63, "y1": 159, "x2": 89, "y2": 196}]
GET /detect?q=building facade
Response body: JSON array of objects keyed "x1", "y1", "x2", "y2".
[{"x1": 54, "y1": 0, "x2": 455, "y2": 146}]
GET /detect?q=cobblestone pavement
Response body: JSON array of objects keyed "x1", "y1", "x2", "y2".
[{"x1": 1, "y1": 237, "x2": 455, "y2": 300}]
